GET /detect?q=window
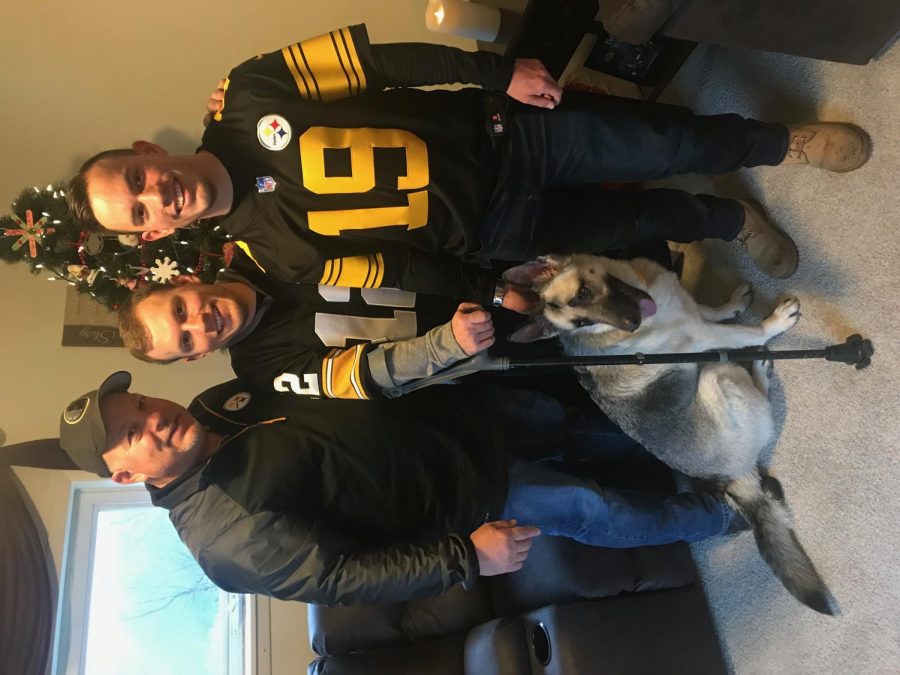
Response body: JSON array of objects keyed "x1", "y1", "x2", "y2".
[{"x1": 52, "y1": 482, "x2": 270, "y2": 675}]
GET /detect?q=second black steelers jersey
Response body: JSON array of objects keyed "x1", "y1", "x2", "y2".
[{"x1": 226, "y1": 251, "x2": 460, "y2": 400}]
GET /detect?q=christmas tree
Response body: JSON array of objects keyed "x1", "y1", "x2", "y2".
[{"x1": 1, "y1": 184, "x2": 234, "y2": 309}]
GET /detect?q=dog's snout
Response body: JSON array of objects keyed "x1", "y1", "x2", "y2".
[{"x1": 620, "y1": 316, "x2": 641, "y2": 332}]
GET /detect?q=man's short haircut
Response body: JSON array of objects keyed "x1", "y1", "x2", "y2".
[
  {"x1": 117, "y1": 283, "x2": 179, "y2": 364},
  {"x1": 67, "y1": 148, "x2": 135, "y2": 233}
]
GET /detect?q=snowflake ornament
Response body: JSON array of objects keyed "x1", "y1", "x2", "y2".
[{"x1": 150, "y1": 257, "x2": 180, "y2": 283}]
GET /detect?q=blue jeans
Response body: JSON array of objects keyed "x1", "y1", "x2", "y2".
[{"x1": 499, "y1": 459, "x2": 734, "y2": 547}]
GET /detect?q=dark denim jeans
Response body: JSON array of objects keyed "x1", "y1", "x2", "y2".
[{"x1": 480, "y1": 93, "x2": 789, "y2": 259}]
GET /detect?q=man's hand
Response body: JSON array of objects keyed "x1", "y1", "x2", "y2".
[
  {"x1": 501, "y1": 282, "x2": 540, "y2": 314},
  {"x1": 202, "y1": 78, "x2": 227, "y2": 127},
  {"x1": 471, "y1": 519, "x2": 541, "y2": 576},
  {"x1": 506, "y1": 59, "x2": 563, "y2": 110},
  {"x1": 452, "y1": 302, "x2": 495, "y2": 355}
]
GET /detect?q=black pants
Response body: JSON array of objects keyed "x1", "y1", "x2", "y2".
[{"x1": 480, "y1": 94, "x2": 789, "y2": 259}]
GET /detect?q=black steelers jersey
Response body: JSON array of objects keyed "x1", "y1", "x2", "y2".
[
  {"x1": 227, "y1": 251, "x2": 459, "y2": 400},
  {"x1": 200, "y1": 24, "x2": 510, "y2": 304}
]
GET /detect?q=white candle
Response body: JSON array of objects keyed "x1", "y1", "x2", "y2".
[{"x1": 425, "y1": 0, "x2": 501, "y2": 42}]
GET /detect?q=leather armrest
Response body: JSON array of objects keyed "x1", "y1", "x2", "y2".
[
  {"x1": 464, "y1": 618, "x2": 531, "y2": 675},
  {"x1": 309, "y1": 581, "x2": 493, "y2": 656},
  {"x1": 520, "y1": 588, "x2": 727, "y2": 674}
]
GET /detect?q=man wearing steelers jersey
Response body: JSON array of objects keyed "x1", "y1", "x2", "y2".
[
  {"x1": 116, "y1": 246, "x2": 491, "y2": 400},
  {"x1": 69, "y1": 24, "x2": 871, "y2": 290}
]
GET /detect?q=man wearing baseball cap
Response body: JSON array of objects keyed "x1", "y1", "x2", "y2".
[
  {"x1": 58, "y1": 371, "x2": 220, "y2": 487},
  {"x1": 5, "y1": 371, "x2": 747, "y2": 605}
]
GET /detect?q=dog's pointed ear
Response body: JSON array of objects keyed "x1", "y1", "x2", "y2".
[
  {"x1": 502, "y1": 256, "x2": 562, "y2": 290},
  {"x1": 509, "y1": 315, "x2": 560, "y2": 343}
]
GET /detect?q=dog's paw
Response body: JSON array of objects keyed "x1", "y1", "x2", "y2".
[
  {"x1": 763, "y1": 296, "x2": 801, "y2": 337},
  {"x1": 729, "y1": 283, "x2": 754, "y2": 317},
  {"x1": 752, "y1": 357, "x2": 774, "y2": 394}
]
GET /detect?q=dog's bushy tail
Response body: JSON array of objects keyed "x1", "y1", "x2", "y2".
[{"x1": 724, "y1": 473, "x2": 836, "y2": 615}]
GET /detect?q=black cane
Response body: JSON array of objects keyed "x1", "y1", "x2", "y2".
[{"x1": 392, "y1": 334, "x2": 873, "y2": 397}]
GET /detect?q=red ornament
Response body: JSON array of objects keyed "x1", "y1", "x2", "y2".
[
  {"x1": 222, "y1": 242, "x2": 235, "y2": 267},
  {"x1": 4, "y1": 210, "x2": 55, "y2": 258}
]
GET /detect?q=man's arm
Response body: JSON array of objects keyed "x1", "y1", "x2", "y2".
[
  {"x1": 367, "y1": 303, "x2": 493, "y2": 395},
  {"x1": 277, "y1": 24, "x2": 561, "y2": 106},
  {"x1": 203, "y1": 25, "x2": 562, "y2": 126},
  {"x1": 254, "y1": 303, "x2": 493, "y2": 400},
  {"x1": 370, "y1": 44, "x2": 562, "y2": 109},
  {"x1": 197, "y1": 509, "x2": 480, "y2": 605},
  {"x1": 195, "y1": 510, "x2": 539, "y2": 605}
]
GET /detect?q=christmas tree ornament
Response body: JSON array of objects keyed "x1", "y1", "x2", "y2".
[
  {"x1": 222, "y1": 241, "x2": 235, "y2": 267},
  {"x1": 3, "y1": 209, "x2": 55, "y2": 258},
  {"x1": 67, "y1": 264, "x2": 88, "y2": 280},
  {"x1": 83, "y1": 232, "x2": 105, "y2": 254},
  {"x1": 150, "y1": 256, "x2": 180, "y2": 283},
  {"x1": 117, "y1": 233, "x2": 141, "y2": 247}
]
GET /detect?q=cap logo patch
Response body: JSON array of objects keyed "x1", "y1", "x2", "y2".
[
  {"x1": 257, "y1": 114, "x2": 292, "y2": 151},
  {"x1": 223, "y1": 392, "x2": 251, "y2": 411},
  {"x1": 64, "y1": 396, "x2": 91, "y2": 425}
]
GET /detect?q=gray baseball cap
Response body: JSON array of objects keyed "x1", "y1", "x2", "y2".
[{"x1": 59, "y1": 371, "x2": 132, "y2": 477}]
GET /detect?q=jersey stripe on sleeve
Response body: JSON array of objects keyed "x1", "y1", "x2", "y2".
[
  {"x1": 321, "y1": 344, "x2": 370, "y2": 399},
  {"x1": 281, "y1": 27, "x2": 367, "y2": 101},
  {"x1": 319, "y1": 253, "x2": 384, "y2": 288}
]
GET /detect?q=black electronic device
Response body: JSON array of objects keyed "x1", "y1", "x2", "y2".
[{"x1": 583, "y1": 23, "x2": 693, "y2": 86}]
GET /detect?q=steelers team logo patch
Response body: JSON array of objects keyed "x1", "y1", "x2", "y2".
[
  {"x1": 64, "y1": 396, "x2": 91, "y2": 425},
  {"x1": 257, "y1": 114, "x2": 292, "y2": 151},
  {"x1": 223, "y1": 392, "x2": 252, "y2": 411}
]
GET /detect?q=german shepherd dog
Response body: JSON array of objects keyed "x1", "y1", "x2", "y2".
[{"x1": 505, "y1": 254, "x2": 834, "y2": 615}]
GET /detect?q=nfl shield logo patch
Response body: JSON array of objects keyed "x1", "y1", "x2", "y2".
[{"x1": 256, "y1": 176, "x2": 277, "y2": 193}]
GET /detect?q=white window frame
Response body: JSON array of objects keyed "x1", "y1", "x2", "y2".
[{"x1": 50, "y1": 480, "x2": 271, "y2": 675}]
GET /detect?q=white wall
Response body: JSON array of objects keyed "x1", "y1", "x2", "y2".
[{"x1": 1, "y1": 2, "x2": 470, "y2": 672}]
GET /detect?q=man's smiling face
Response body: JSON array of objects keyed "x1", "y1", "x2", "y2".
[
  {"x1": 134, "y1": 279, "x2": 253, "y2": 362},
  {"x1": 85, "y1": 141, "x2": 216, "y2": 238}
]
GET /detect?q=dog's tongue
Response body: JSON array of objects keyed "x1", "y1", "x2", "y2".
[{"x1": 639, "y1": 298, "x2": 657, "y2": 318}]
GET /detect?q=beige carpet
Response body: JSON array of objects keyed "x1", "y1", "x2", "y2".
[{"x1": 652, "y1": 39, "x2": 900, "y2": 674}]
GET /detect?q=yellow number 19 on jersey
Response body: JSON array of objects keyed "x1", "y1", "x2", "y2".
[{"x1": 300, "y1": 127, "x2": 429, "y2": 236}]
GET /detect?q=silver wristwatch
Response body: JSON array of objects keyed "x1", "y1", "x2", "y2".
[{"x1": 492, "y1": 280, "x2": 506, "y2": 307}]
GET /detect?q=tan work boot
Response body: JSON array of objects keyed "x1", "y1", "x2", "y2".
[
  {"x1": 779, "y1": 123, "x2": 872, "y2": 172},
  {"x1": 736, "y1": 201, "x2": 799, "y2": 279}
]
